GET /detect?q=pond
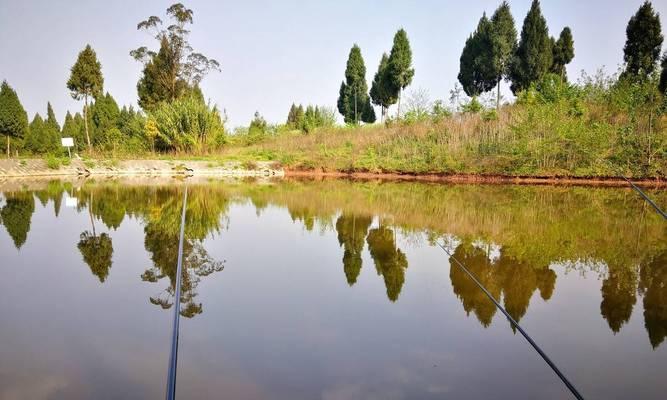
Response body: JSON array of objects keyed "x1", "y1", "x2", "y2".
[{"x1": 0, "y1": 178, "x2": 665, "y2": 400}]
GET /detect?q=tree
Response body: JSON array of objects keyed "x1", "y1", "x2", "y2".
[
  {"x1": 286, "y1": 103, "x2": 297, "y2": 127},
  {"x1": 91, "y1": 92, "x2": 120, "y2": 148},
  {"x1": 458, "y1": 13, "x2": 498, "y2": 98},
  {"x1": 78, "y1": 232, "x2": 114, "y2": 282},
  {"x1": 0, "y1": 81, "x2": 29, "y2": 157},
  {"x1": 660, "y1": 52, "x2": 667, "y2": 94},
  {"x1": 509, "y1": 0, "x2": 552, "y2": 94},
  {"x1": 25, "y1": 114, "x2": 44, "y2": 154},
  {"x1": 67, "y1": 44, "x2": 104, "y2": 151},
  {"x1": 337, "y1": 44, "x2": 375, "y2": 124},
  {"x1": 551, "y1": 27, "x2": 574, "y2": 81},
  {"x1": 43, "y1": 102, "x2": 61, "y2": 153},
  {"x1": 490, "y1": 1, "x2": 517, "y2": 109},
  {"x1": 387, "y1": 29, "x2": 415, "y2": 117},
  {"x1": 0, "y1": 191, "x2": 35, "y2": 249},
  {"x1": 370, "y1": 53, "x2": 397, "y2": 121},
  {"x1": 623, "y1": 1, "x2": 663, "y2": 77},
  {"x1": 131, "y1": 3, "x2": 220, "y2": 111}
]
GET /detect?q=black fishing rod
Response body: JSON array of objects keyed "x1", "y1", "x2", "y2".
[
  {"x1": 620, "y1": 175, "x2": 666, "y2": 219},
  {"x1": 437, "y1": 242, "x2": 585, "y2": 400},
  {"x1": 166, "y1": 186, "x2": 188, "y2": 400}
]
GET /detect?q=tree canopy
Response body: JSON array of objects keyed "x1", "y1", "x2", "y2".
[
  {"x1": 370, "y1": 53, "x2": 397, "y2": 120},
  {"x1": 67, "y1": 44, "x2": 104, "y2": 151},
  {"x1": 623, "y1": 1, "x2": 664, "y2": 77},
  {"x1": 551, "y1": 27, "x2": 575, "y2": 81},
  {"x1": 0, "y1": 81, "x2": 29, "y2": 156},
  {"x1": 131, "y1": 3, "x2": 220, "y2": 111},
  {"x1": 490, "y1": 1, "x2": 517, "y2": 108},
  {"x1": 458, "y1": 13, "x2": 499, "y2": 97},
  {"x1": 509, "y1": 0, "x2": 552, "y2": 94},
  {"x1": 337, "y1": 44, "x2": 376, "y2": 124},
  {"x1": 387, "y1": 29, "x2": 415, "y2": 116}
]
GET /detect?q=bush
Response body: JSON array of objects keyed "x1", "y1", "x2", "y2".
[
  {"x1": 46, "y1": 155, "x2": 61, "y2": 170},
  {"x1": 150, "y1": 96, "x2": 226, "y2": 152}
]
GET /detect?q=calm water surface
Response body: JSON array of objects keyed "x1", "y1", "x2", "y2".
[{"x1": 0, "y1": 178, "x2": 665, "y2": 400}]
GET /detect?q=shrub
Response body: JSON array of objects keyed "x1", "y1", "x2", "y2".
[{"x1": 149, "y1": 96, "x2": 226, "y2": 152}]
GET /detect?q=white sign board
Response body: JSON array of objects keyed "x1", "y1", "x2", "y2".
[{"x1": 61, "y1": 137, "x2": 74, "y2": 147}]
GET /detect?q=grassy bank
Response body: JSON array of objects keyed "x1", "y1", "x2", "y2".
[{"x1": 222, "y1": 75, "x2": 667, "y2": 178}]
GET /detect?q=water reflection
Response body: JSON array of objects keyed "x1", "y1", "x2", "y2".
[
  {"x1": 335, "y1": 214, "x2": 372, "y2": 285},
  {"x1": 1, "y1": 191, "x2": 35, "y2": 249},
  {"x1": 0, "y1": 178, "x2": 665, "y2": 348}
]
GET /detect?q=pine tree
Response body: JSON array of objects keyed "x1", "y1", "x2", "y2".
[
  {"x1": 623, "y1": 1, "x2": 663, "y2": 77},
  {"x1": 67, "y1": 44, "x2": 104, "y2": 151},
  {"x1": 26, "y1": 114, "x2": 44, "y2": 154},
  {"x1": 337, "y1": 44, "x2": 374, "y2": 124},
  {"x1": 509, "y1": 0, "x2": 552, "y2": 94},
  {"x1": 387, "y1": 29, "x2": 415, "y2": 117},
  {"x1": 458, "y1": 13, "x2": 498, "y2": 98},
  {"x1": 0, "y1": 81, "x2": 29, "y2": 157},
  {"x1": 490, "y1": 1, "x2": 517, "y2": 109},
  {"x1": 92, "y1": 92, "x2": 120, "y2": 147},
  {"x1": 370, "y1": 53, "x2": 397, "y2": 121},
  {"x1": 44, "y1": 102, "x2": 62, "y2": 153},
  {"x1": 286, "y1": 103, "x2": 296, "y2": 126},
  {"x1": 551, "y1": 27, "x2": 574, "y2": 81}
]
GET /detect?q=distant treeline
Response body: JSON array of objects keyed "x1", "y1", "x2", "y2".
[{"x1": 0, "y1": 0, "x2": 666, "y2": 171}]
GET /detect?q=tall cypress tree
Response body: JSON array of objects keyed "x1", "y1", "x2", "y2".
[
  {"x1": 509, "y1": 0, "x2": 552, "y2": 93},
  {"x1": 67, "y1": 44, "x2": 104, "y2": 151},
  {"x1": 26, "y1": 114, "x2": 44, "y2": 154},
  {"x1": 0, "y1": 81, "x2": 29, "y2": 157},
  {"x1": 490, "y1": 1, "x2": 517, "y2": 109},
  {"x1": 623, "y1": 1, "x2": 663, "y2": 77},
  {"x1": 370, "y1": 53, "x2": 397, "y2": 121},
  {"x1": 44, "y1": 102, "x2": 62, "y2": 153},
  {"x1": 337, "y1": 44, "x2": 375, "y2": 124},
  {"x1": 387, "y1": 29, "x2": 415, "y2": 117},
  {"x1": 458, "y1": 13, "x2": 498, "y2": 98},
  {"x1": 551, "y1": 27, "x2": 575, "y2": 81}
]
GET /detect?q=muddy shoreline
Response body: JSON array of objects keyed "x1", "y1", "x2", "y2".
[{"x1": 284, "y1": 169, "x2": 667, "y2": 187}]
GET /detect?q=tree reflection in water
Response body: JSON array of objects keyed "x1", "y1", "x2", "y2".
[{"x1": 2, "y1": 179, "x2": 666, "y2": 346}]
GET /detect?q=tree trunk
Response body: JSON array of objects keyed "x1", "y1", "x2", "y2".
[
  {"x1": 496, "y1": 79, "x2": 501, "y2": 111},
  {"x1": 397, "y1": 88, "x2": 402, "y2": 119},
  {"x1": 83, "y1": 94, "x2": 92, "y2": 152}
]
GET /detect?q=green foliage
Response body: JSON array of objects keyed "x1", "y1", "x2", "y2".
[
  {"x1": 78, "y1": 232, "x2": 113, "y2": 282},
  {"x1": 91, "y1": 92, "x2": 121, "y2": 149},
  {"x1": 67, "y1": 44, "x2": 104, "y2": 150},
  {"x1": 337, "y1": 44, "x2": 375, "y2": 124},
  {"x1": 551, "y1": 27, "x2": 575, "y2": 80},
  {"x1": 149, "y1": 95, "x2": 225, "y2": 152},
  {"x1": 458, "y1": 13, "x2": 498, "y2": 97},
  {"x1": 623, "y1": 1, "x2": 664, "y2": 77},
  {"x1": 510, "y1": 0, "x2": 553, "y2": 94},
  {"x1": 302, "y1": 105, "x2": 336, "y2": 133},
  {"x1": 370, "y1": 53, "x2": 397, "y2": 119},
  {"x1": 0, "y1": 192, "x2": 35, "y2": 249},
  {"x1": 490, "y1": 1, "x2": 517, "y2": 84},
  {"x1": 132, "y1": 3, "x2": 220, "y2": 111},
  {"x1": 387, "y1": 29, "x2": 415, "y2": 98},
  {"x1": 45, "y1": 154, "x2": 62, "y2": 170},
  {"x1": 0, "y1": 80, "x2": 29, "y2": 155},
  {"x1": 67, "y1": 45, "x2": 104, "y2": 101}
]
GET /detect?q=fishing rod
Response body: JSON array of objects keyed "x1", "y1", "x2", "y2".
[
  {"x1": 437, "y1": 242, "x2": 585, "y2": 400},
  {"x1": 620, "y1": 175, "x2": 666, "y2": 219},
  {"x1": 166, "y1": 186, "x2": 188, "y2": 400}
]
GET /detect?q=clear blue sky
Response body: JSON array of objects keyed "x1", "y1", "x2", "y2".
[{"x1": 1, "y1": 0, "x2": 665, "y2": 128}]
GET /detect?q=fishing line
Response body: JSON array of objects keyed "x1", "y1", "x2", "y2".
[
  {"x1": 166, "y1": 186, "x2": 188, "y2": 400},
  {"x1": 620, "y1": 176, "x2": 666, "y2": 219},
  {"x1": 437, "y1": 242, "x2": 585, "y2": 400}
]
